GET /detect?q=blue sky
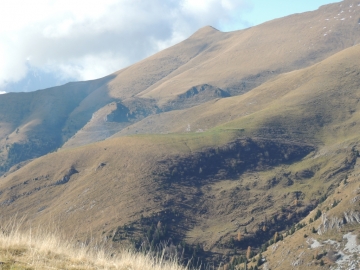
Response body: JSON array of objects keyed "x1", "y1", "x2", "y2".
[
  {"x1": 0, "y1": 0, "x2": 341, "y2": 93},
  {"x1": 239, "y1": 0, "x2": 341, "y2": 27}
]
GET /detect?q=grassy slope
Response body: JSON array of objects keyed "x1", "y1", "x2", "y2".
[
  {"x1": 253, "y1": 160, "x2": 360, "y2": 270},
  {"x1": 0, "y1": 130, "x2": 317, "y2": 264},
  {"x1": 116, "y1": 43, "x2": 360, "y2": 146},
  {"x1": 0, "y1": 132, "x2": 235, "y2": 234},
  {"x1": 136, "y1": 0, "x2": 360, "y2": 104},
  {"x1": 1, "y1": 0, "x2": 358, "y2": 162},
  {"x1": 1, "y1": 1, "x2": 360, "y2": 268},
  {"x1": 65, "y1": 0, "x2": 360, "y2": 148},
  {"x1": 1, "y1": 22, "x2": 360, "y2": 267}
]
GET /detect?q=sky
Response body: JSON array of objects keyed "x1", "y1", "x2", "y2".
[{"x1": 0, "y1": 0, "x2": 341, "y2": 94}]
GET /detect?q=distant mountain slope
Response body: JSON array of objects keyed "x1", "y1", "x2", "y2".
[
  {"x1": 1, "y1": 0, "x2": 360, "y2": 167},
  {"x1": 136, "y1": 0, "x2": 360, "y2": 104},
  {"x1": 0, "y1": 76, "x2": 113, "y2": 173},
  {"x1": 1, "y1": 20, "x2": 360, "y2": 266},
  {"x1": 65, "y1": 0, "x2": 360, "y2": 148},
  {"x1": 115, "y1": 43, "x2": 360, "y2": 144}
]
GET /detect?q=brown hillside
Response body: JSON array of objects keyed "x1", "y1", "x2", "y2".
[
  {"x1": 2, "y1": 41, "x2": 360, "y2": 266},
  {"x1": 115, "y1": 43, "x2": 360, "y2": 144},
  {"x1": 0, "y1": 76, "x2": 113, "y2": 173},
  {"x1": 1, "y1": 0, "x2": 359, "y2": 168},
  {"x1": 0, "y1": 132, "x2": 317, "y2": 266},
  {"x1": 1, "y1": 1, "x2": 360, "y2": 268},
  {"x1": 256, "y1": 155, "x2": 360, "y2": 270},
  {"x1": 65, "y1": 0, "x2": 360, "y2": 148},
  {"x1": 137, "y1": 0, "x2": 360, "y2": 104}
]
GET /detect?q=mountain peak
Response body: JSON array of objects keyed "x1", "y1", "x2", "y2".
[{"x1": 190, "y1": 25, "x2": 220, "y2": 38}]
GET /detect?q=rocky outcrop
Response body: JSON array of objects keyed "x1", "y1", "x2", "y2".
[
  {"x1": 317, "y1": 211, "x2": 360, "y2": 235},
  {"x1": 54, "y1": 167, "x2": 78, "y2": 185},
  {"x1": 317, "y1": 213, "x2": 344, "y2": 235},
  {"x1": 161, "y1": 84, "x2": 230, "y2": 111}
]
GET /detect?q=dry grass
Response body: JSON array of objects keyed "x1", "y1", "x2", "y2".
[{"x1": 0, "y1": 218, "x2": 192, "y2": 270}]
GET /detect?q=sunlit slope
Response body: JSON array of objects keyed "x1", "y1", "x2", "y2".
[
  {"x1": 116, "y1": 43, "x2": 360, "y2": 145},
  {"x1": 135, "y1": 0, "x2": 360, "y2": 104},
  {"x1": 1, "y1": 0, "x2": 359, "y2": 164},
  {"x1": 107, "y1": 26, "x2": 227, "y2": 100},
  {"x1": 65, "y1": 0, "x2": 360, "y2": 148}
]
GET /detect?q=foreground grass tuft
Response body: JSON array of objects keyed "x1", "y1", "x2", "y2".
[{"x1": 0, "y1": 218, "x2": 191, "y2": 270}]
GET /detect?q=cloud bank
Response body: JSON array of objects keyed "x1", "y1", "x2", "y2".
[{"x1": 0, "y1": 0, "x2": 250, "y2": 92}]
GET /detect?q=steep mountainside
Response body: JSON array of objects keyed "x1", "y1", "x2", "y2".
[
  {"x1": 0, "y1": 0, "x2": 360, "y2": 169},
  {"x1": 1, "y1": 23, "x2": 360, "y2": 269},
  {"x1": 66, "y1": 0, "x2": 360, "y2": 147},
  {"x1": 254, "y1": 160, "x2": 360, "y2": 270},
  {"x1": 115, "y1": 43, "x2": 360, "y2": 142},
  {"x1": 1, "y1": 0, "x2": 360, "y2": 268},
  {"x1": 0, "y1": 76, "x2": 114, "y2": 173}
]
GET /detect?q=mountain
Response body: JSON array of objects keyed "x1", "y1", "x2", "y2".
[
  {"x1": 1, "y1": 0, "x2": 360, "y2": 170},
  {"x1": 0, "y1": 76, "x2": 114, "y2": 173},
  {"x1": 1, "y1": 0, "x2": 360, "y2": 268}
]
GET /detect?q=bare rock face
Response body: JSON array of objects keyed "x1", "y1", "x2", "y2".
[
  {"x1": 317, "y1": 211, "x2": 360, "y2": 235},
  {"x1": 343, "y1": 211, "x2": 360, "y2": 224},
  {"x1": 326, "y1": 250, "x2": 341, "y2": 263},
  {"x1": 54, "y1": 166, "x2": 78, "y2": 185},
  {"x1": 161, "y1": 84, "x2": 230, "y2": 112},
  {"x1": 317, "y1": 213, "x2": 344, "y2": 235}
]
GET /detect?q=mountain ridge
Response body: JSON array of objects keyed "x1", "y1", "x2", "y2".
[{"x1": 1, "y1": 1, "x2": 360, "y2": 268}]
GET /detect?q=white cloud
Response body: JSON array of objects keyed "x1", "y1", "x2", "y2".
[
  {"x1": 0, "y1": 0, "x2": 250, "y2": 91},
  {"x1": 0, "y1": 91, "x2": 6, "y2": 94}
]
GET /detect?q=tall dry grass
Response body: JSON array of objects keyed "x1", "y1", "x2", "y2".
[{"x1": 0, "y1": 217, "x2": 193, "y2": 270}]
